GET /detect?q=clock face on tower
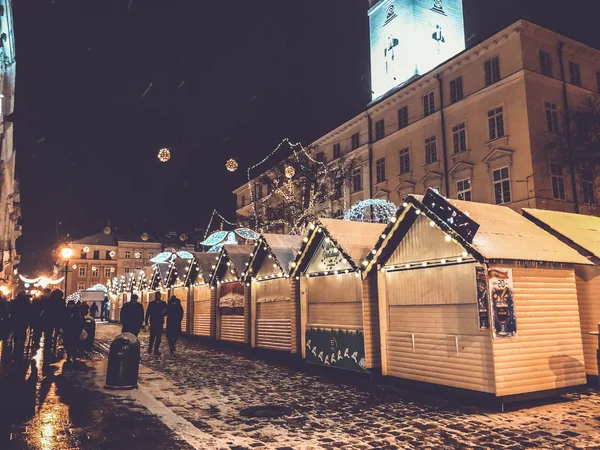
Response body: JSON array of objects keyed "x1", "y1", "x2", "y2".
[{"x1": 368, "y1": 0, "x2": 465, "y2": 100}]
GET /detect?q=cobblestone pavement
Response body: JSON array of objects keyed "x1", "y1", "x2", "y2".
[
  {"x1": 93, "y1": 324, "x2": 600, "y2": 450},
  {"x1": 0, "y1": 331, "x2": 192, "y2": 450}
]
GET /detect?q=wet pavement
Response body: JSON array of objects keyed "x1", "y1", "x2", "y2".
[{"x1": 2, "y1": 323, "x2": 600, "y2": 449}]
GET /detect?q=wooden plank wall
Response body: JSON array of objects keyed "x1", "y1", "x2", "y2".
[
  {"x1": 492, "y1": 267, "x2": 587, "y2": 397},
  {"x1": 244, "y1": 284, "x2": 251, "y2": 344},
  {"x1": 362, "y1": 275, "x2": 381, "y2": 369},
  {"x1": 306, "y1": 274, "x2": 363, "y2": 329},
  {"x1": 290, "y1": 277, "x2": 300, "y2": 354},
  {"x1": 575, "y1": 266, "x2": 600, "y2": 376},
  {"x1": 220, "y1": 316, "x2": 246, "y2": 342}
]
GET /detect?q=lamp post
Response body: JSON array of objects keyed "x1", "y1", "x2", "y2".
[{"x1": 61, "y1": 247, "x2": 73, "y2": 297}]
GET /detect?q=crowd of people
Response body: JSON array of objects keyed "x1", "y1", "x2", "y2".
[
  {"x1": 0, "y1": 289, "x2": 94, "y2": 363},
  {"x1": 119, "y1": 292, "x2": 183, "y2": 357}
]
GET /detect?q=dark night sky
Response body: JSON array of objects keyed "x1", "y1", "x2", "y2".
[{"x1": 12, "y1": 0, "x2": 600, "y2": 274}]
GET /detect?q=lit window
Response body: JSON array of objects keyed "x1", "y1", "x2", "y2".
[
  {"x1": 583, "y1": 171, "x2": 596, "y2": 205},
  {"x1": 376, "y1": 158, "x2": 386, "y2": 184},
  {"x1": 452, "y1": 123, "x2": 467, "y2": 154},
  {"x1": 77, "y1": 282, "x2": 85, "y2": 291},
  {"x1": 351, "y1": 132, "x2": 360, "y2": 150},
  {"x1": 493, "y1": 167, "x2": 511, "y2": 205},
  {"x1": 352, "y1": 167, "x2": 362, "y2": 193},
  {"x1": 333, "y1": 143, "x2": 341, "y2": 159},
  {"x1": 450, "y1": 76, "x2": 464, "y2": 104},
  {"x1": 423, "y1": 91, "x2": 435, "y2": 117},
  {"x1": 545, "y1": 102, "x2": 559, "y2": 133},
  {"x1": 124, "y1": 266, "x2": 131, "y2": 274},
  {"x1": 91, "y1": 267, "x2": 99, "y2": 277},
  {"x1": 550, "y1": 164, "x2": 566, "y2": 200},
  {"x1": 539, "y1": 50, "x2": 553, "y2": 77},
  {"x1": 457, "y1": 179, "x2": 472, "y2": 201},
  {"x1": 399, "y1": 148, "x2": 410, "y2": 175},
  {"x1": 79, "y1": 267, "x2": 86, "y2": 277},
  {"x1": 488, "y1": 107, "x2": 505, "y2": 140},
  {"x1": 104, "y1": 267, "x2": 112, "y2": 277},
  {"x1": 425, "y1": 136, "x2": 438, "y2": 165},
  {"x1": 569, "y1": 61, "x2": 581, "y2": 86},
  {"x1": 485, "y1": 56, "x2": 501, "y2": 86},
  {"x1": 398, "y1": 106, "x2": 409, "y2": 130},
  {"x1": 124, "y1": 251, "x2": 131, "y2": 259},
  {"x1": 375, "y1": 119, "x2": 385, "y2": 141}
]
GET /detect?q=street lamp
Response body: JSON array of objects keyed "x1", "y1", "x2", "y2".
[{"x1": 61, "y1": 247, "x2": 73, "y2": 296}]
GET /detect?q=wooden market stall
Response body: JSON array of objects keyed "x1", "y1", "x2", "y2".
[
  {"x1": 149, "y1": 261, "x2": 171, "y2": 303},
  {"x1": 364, "y1": 189, "x2": 590, "y2": 400},
  {"x1": 523, "y1": 208, "x2": 600, "y2": 378},
  {"x1": 211, "y1": 245, "x2": 253, "y2": 344},
  {"x1": 245, "y1": 234, "x2": 302, "y2": 352},
  {"x1": 289, "y1": 219, "x2": 386, "y2": 373},
  {"x1": 167, "y1": 254, "x2": 197, "y2": 334},
  {"x1": 189, "y1": 252, "x2": 219, "y2": 338}
]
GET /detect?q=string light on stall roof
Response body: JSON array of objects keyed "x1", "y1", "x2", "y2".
[{"x1": 343, "y1": 199, "x2": 397, "y2": 224}]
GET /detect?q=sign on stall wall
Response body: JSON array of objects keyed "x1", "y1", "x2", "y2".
[
  {"x1": 305, "y1": 328, "x2": 369, "y2": 373},
  {"x1": 488, "y1": 267, "x2": 517, "y2": 339},
  {"x1": 475, "y1": 267, "x2": 489, "y2": 330}
]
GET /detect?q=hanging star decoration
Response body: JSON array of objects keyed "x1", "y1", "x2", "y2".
[
  {"x1": 158, "y1": 148, "x2": 171, "y2": 162},
  {"x1": 226, "y1": 158, "x2": 239, "y2": 172}
]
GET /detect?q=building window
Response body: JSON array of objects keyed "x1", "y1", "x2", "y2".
[
  {"x1": 452, "y1": 123, "x2": 467, "y2": 154},
  {"x1": 550, "y1": 164, "x2": 566, "y2": 200},
  {"x1": 316, "y1": 152, "x2": 326, "y2": 163},
  {"x1": 398, "y1": 106, "x2": 409, "y2": 129},
  {"x1": 79, "y1": 267, "x2": 86, "y2": 277},
  {"x1": 77, "y1": 282, "x2": 85, "y2": 291},
  {"x1": 423, "y1": 91, "x2": 435, "y2": 117},
  {"x1": 148, "y1": 252, "x2": 154, "y2": 260},
  {"x1": 351, "y1": 132, "x2": 360, "y2": 150},
  {"x1": 539, "y1": 50, "x2": 553, "y2": 77},
  {"x1": 485, "y1": 56, "x2": 501, "y2": 86},
  {"x1": 352, "y1": 167, "x2": 362, "y2": 193},
  {"x1": 240, "y1": 195, "x2": 245, "y2": 207},
  {"x1": 375, "y1": 119, "x2": 385, "y2": 141},
  {"x1": 80, "y1": 251, "x2": 87, "y2": 259},
  {"x1": 93, "y1": 250, "x2": 100, "y2": 260},
  {"x1": 488, "y1": 107, "x2": 505, "y2": 140},
  {"x1": 334, "y1": 179, "x2": 343, "y2": 199},
  {"x1": 124, "y1": 266, "x2": 130, "y2": 274},
  {"x1": 425, "y1": 136, "x2": 438, "y2": 165},
  {"x1": 545, "y1": 102, "x2": 559, "y2": 133},
  {"x1": 493, "y1": 167, "x2": 511, "y2": 205},
  {"x1": 333, "y1": 209, "x2": 344, "y2": 219},
  {"x1": 375, "y1": 158, "x2": 386, "y2": 183},
  {"x1": 106, "y1": 250, "x2": 112, "y2": 260},
  {"x1": 124, "y1": 251, "x2": 131, "y2": 259},
  {"x1": 254, "y1": 184, "x2": 263, "y2": 200},
  {"x1": 91, "y1": 267, "x2": 99, "y2": 277},
  {"x1": 399, "y1": 148, "x2": 410, "y2": 175},
  {"x1": 569, "y1": 61, "x2": 581, "y2": 86},
  {"x1": 450, "y1": 76, "x2": 464, "y2": 104},
  {"x1": 333, "y1": 143, "x2": 341, "y2": 159},
  {"x1": 583, "y1": 171, "x2": 596, "y2": 205},
  {"x1": 457, "y1": 179, "x2": 472, "y2": 201},
  {"x1": 104, "y1": 267, "x2": 112, "y2": 277}
]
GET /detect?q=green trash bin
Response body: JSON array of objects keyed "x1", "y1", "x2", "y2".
[{"x1": 104, "y1": 333, "x2": 140, "y2": 390}]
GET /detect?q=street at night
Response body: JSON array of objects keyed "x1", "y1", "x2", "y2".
[
  {"x1": 0, "y1": 324, "x2": 600, "y2": 450},
  {"x1": 3, "y1": 0, "x2": 600, "y2": 448}
]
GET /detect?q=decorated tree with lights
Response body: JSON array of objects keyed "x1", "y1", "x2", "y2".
[{"x1": 240, "y1": 148, "x2": 359, "y2": 234}]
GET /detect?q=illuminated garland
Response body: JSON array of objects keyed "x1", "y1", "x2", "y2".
[{"x1": 344, "y1": 199, "x2": 398, "y2": 224}]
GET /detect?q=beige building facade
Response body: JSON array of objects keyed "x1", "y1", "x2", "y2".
[
  {"x1": 63, "y1": 230, "x2": 162, "y2": 296},
  {"x1": 235, "y1": 19, "x2": 600, "y2": 225}
]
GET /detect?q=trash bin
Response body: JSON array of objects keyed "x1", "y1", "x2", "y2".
[
  {"x1": 80, "y1": 317, "x2": 96, "y2": 351},
  {"x1": 104, "y1": 333, "x2": 140, "y2": 390}
]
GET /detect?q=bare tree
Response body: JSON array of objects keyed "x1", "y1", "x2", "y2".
[{"x1": 239, "y1": 148, "x2": 359, "y2": 234}]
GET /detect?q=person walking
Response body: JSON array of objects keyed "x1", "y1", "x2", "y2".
[
  {"x1": 31, "y1": 288, "x2": 50, "y2": 348},
  {"x1": 120, "y1": 294, "x2": 144, "y2": 336},
  {"x1": 10, "y1": 292, "x2": 32, "y2": 360},
  {"x1": 43, "y1": 289, "x2": 66, "y2": 355},
  {"x1": 166, "y1": 296, "x2": 184, "y2": 356},
  {"x1": 78, "y1": 300, "x2": 89, "y2": 318},
  {"x1": 89, "y1": 302, "x2": 99, "y2": 319},
  {"x1": 101, "y1": 296, "x2": 109, "y2": 321},
  {"x1": 145, "y1": 292, "x2": 167, "y2": 356},
  {"x1": 62, "y1": 300, "x2": 84, "y2": 363}
]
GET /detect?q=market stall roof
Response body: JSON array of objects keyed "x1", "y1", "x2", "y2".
[
  {"x1": 291, "y1": 218, "x2": 387, "y2": 276},
  {"x1": 167, "y1": 253, "x2": 197, "y2": 287},
  {"x1": 150, "y1": 262, "x2": 171, "y2": 289},
  {"x1": 522, "y1": 208, "x2": 600, "y2": 262},
  {"x1": 363, "y1": 190, "x2": 591, "y2": 275},
  {"x1": 211, "y1": 245, "x2": 253, "y2": 284},
  {"x1": 244, "y1": 234, "x2": 302, "y2": 280},
  {"x1": 193, "y1": 252, "x2": 218, "y2": 285}
]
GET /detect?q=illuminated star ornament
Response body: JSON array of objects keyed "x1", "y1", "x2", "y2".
[
  {"x1": 200, "y1": 228, "x2": 260, "y2": 253},
  {"x1": 158, "y1": 148, "x2": 171, "y2": 162},
  {"x1": 226, "y1": 158, "x2": 239, "y2": 172},
  {"x1": 285, "y1": 166, "x2": 295, "y2": 179}
]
